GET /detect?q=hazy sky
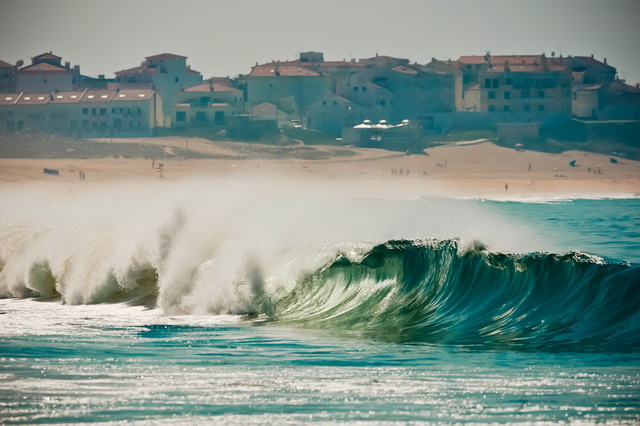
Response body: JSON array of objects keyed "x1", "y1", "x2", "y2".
[{"x1": 1, "y1": 0, "x2": 639, "y2": 84}]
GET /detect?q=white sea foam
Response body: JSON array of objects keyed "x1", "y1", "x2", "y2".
[{"x1": 0, "y1": 178, "x2": 547, "y2": 313}]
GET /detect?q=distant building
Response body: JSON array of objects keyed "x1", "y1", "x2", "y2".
[
  {"x1": 0, "y1": 89, "x2": 160, "y2": 136},
  {"x1": 173, "y1": 80, "x2": 244, "y2": 129},
  {"x1": 113, "y1": 53, "x2": 203, "y2": 127},
  {"x1": 0, "y1": 60, "x2": 17, "y2": 93}
]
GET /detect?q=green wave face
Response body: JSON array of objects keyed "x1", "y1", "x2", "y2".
[{"x1": 274, "y1": 239, "x2": 640, "y2": 352}]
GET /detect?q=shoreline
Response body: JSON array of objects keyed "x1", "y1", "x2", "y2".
[{"x1": 1, "y1": 139, "x2": 638, "y2": 198}]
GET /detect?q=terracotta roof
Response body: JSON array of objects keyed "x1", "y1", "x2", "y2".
[
  {"x1": 112, "y1": 89, "x2": 154, "y2": 100},
  {"x1": 0, "y1": 60, "x2": 13, "y2": 68},
  {"x1": 19, "y1": 62, "x2": 70, "y2": 72},
  {"x1": 577, "y1": 84, "x2": 603, "y2": 91},
  {"x1": 184, "y1": 83, "x2": 241, "y2": 93},
  {"x1": 186, "y1": 68, "x2": 200, "y2": 74},
  {"x1": 33, "y1": 52, "x2": 62, "y2": 60},
  {"x1": 16, "y1": 93, "x2": 51, "y2": 105},
  {"x1": 486, "y1": 64, "x2": 568, "y2": 73},
  {"x1": 458, "y1": 55, "x2": 542, "y2": 65},
  {"x1": 210, "y1": 102, "x2": 231, "y2": 107},
  {"x1": 114, "y1": 65, "x2": 157, "y2": 76},
  {"x1": 250, "y1": 63, "x2": 320, "y2": 77},
  {"x1": 0, "y1": 94, "x2": 21, "y2": 105},
  {"x1": 318, "y1": 61, "x2": 363, "y2": 68},
  {"x1": 146, "y1": 53, "x2": 187, "y2": 60},
  {"x1": 392, "y1": 65, "x2": 418, "y2": 74},
  {"x1": 50, "y1": 91, "x2": 86, "y2": 103},
  {"x1": 81, "y1": 90, "x2": 116, "y2": 102}
]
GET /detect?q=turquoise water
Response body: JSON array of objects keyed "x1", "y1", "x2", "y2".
[{"x1": 1, "y1": 185, "x2": 639, "y2": 424}]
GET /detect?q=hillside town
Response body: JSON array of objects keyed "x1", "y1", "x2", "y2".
[{"x1": 1, "y1": 50, "x2": 639, "y2": 147}]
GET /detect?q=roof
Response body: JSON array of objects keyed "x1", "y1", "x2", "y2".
[
  {"x1": 19, "y1": 62, "x2": 70, "y2": 72},
  {"x1": 184, "y1": 83, "x2": 241, "y2": 93},
  {"x1": 112, "y1": 89, "x2": 154, "y2": 101},
  {"x1": 0, "y1": 94, "x2": 21, "y2": 105},
  {"x1": 458, "y1": 55, "x2": 542, "y2": 65},
  {"x1": 146, "y1": 53, "x2": 187, "y2": 60},
  {"x1": 0, "y1": 60, "x2": 13, "y2": 68},
  {"x1": 33, "y1": 52, "x2": 62, "y2": 60},
  {"x1": 114, "y1": 65, "x2": 158, "y2": 76},
  {"x1": 250, "y1": 63, "x2": 320, "y2": 77},
  {"x1": 485, "y1": 63, "x2": 568, "y2": 73},
  {"x1": 392, "y1": 65, "x2": 418, "y2": 75},
  {"x1": 81, "y1": 90, "x2": 115, "y2": 102},
  {"x1": 16, "y1": 93, "x2": 51, "y2": 105},
  {"x1": 50, "y1": 91, "x2": 86, "y2": 103}
]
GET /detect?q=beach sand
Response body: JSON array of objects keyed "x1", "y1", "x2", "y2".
[{"x1": 0, "y1": 137, "x2": 638, "y2": 198}]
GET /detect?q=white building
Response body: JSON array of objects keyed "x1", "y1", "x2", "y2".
[
  {"x1": 0, "y1": 89, "x2": 160, "y2": 136},
  {"x1": 113, "y1": 53, "x2": 202, "y2": 127}
]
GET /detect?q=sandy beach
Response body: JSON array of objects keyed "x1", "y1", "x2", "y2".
[{"x1": 1, "y1": 137, "x2": 638, "y2": 198}]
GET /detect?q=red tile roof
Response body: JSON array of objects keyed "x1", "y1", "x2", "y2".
[
  {"x1": 112, "y1": 89, "x2": 155, "y2": 100},
  {"x1": 114, "y1": 65, "x2": 158, "y2": 76},
  {"x1": 19, "y1": 62, "x2": 70, "y2": 72},
  {"x1": 392, "y1": 65, "x2": 418, "y2": 74},
  {"x1": 146, "y1": 53, "x2": 187, "y2": 60},
  {"x1": 16, "y1": 93, "x2": 52, "y2": 105},
  {"x1": 250, "y1": 63, "x2": 320, "y2": 77},
  {"x1": 81, "y1": 90, "x2": 116, "y2": 102},
  {"x1": 0, "y1": 94, "x2": 21, "y2": 105},
  {"x1": 486, "y1": 63, "x2": 568, "y2": 73},
  {"x1": 50, "y1": 91, "x2": 86, "y2": 103},
  {"x1": 33, "y1": 52, "x2": 62, "y2": 60},
  {"x1": 184, "y1": 83, "x2": 241, "y2": 93},
  {"x1": 458, "y1": 55, "x2": 542, "y2": 65},
  {"x1": 0, "y1": 60, "x2": 14, "y2": 68}
]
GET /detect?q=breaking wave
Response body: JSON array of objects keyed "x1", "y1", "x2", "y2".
[{"x1": 1, "y1": 180, "x2": 639, "y2": 351}]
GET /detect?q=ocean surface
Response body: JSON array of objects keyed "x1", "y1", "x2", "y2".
[{"x1": 1, "y1": 181, "x2": 639, "y2": 424}]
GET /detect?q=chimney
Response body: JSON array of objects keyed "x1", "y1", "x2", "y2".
[
  {"x1": 65, "y1": 61, "x2": 70, "y2": 69},
  {"x1": 591, "y1": 54, "x2": 594, "y2": 59},
  {"x1": 604, "y1": 58, "x2": 607, "y2": 65},
  {"x1": 636, "y1": 83, "x2": 639, "y2": 90},
  {"x1": 504, "y1": 60, "x2": 510, "y2": 72}
]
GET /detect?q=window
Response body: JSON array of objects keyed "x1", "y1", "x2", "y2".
[
  {"x1": 176, "y1": 111, "x2": 186, "y2": 122},
  {"x1": 538, "y1": 105, "x2": 545, "y2": 111},
  {"x1": 7, "y1": 110, "x2": 13, "y2": 117},
  {"x1": 82, "y1": 108, "x2": 89, "y2": 115},
  {"x1": 524, "y1": 105, "x2": 530, "y2": 111},
  {"x1": 195, "y1": 111, "x2": 206, "y2": 122},
  {"x1": 332, "y1": 100, "x2": 338, "y2": 106},
  {"x1": 488, "y1": 105, "x2": 496, "y2": 112},
  {"x1": 488, "y1": 91, "x2": 496, "y2": 99},
  {"x1": 522, "y1": 90, "x2": 530, "y2": 98},
  {"x1": 466, "y1": 65, "x2": 472, "y2": 70},
  {"x1": 504, "y1": 91, "x2": 511, "y2": 100},
  {"x1": 492, "y1": 78, "x2": 499, "y2": 88},
  {"x1": 503, "y1": 105, "x2": 510, "y2": 112},
  {"x1": 99, "y1": 108, "x2": 107, "y2": 116},
  {"x1": 484, "y1": 79, "x2": 491, "y2": 89},
  {"x1": 354, "y1": 87, "x2": 359, "y2": 92},
  {"x1": 43, "y1": 78, "x2": 47, "y2": 83},
  {"x1": 322, "y1": 100, "x2": 327, "y2": 105},
  {"x1": 505, "y1": 78, "x2": 512, "y2": 85},
  {"x1": 362, "y1": 86, "x2": 367, "y2": 92},
  {"x1": 379, "y1": 99, "x2": 386, "y2": 107},
  {"x1": 91, "y1": 108, "x2": 97, "y2": 116},
  {"x1": 175, "y1": 77, "x2": 179, "y2": 83},
  {"x1": 538, "y1": 90, "x2": 545, "y2": 98}
]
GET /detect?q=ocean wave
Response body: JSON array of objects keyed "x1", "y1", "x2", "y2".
[{"x1": 2, "y1": 228, "x2": 638, "y2": 351}]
